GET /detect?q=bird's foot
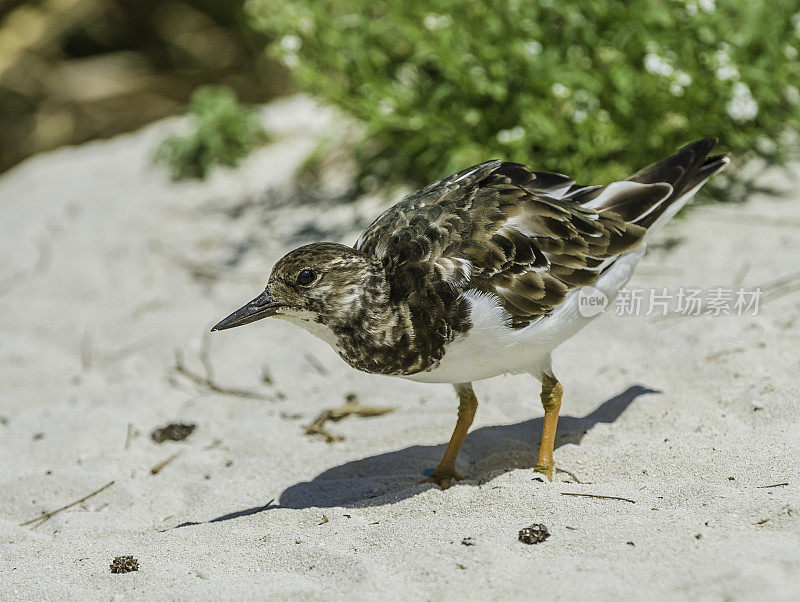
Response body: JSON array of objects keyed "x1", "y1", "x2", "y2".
[
  {"x1": 534, "y1": 462, "x2": 554, "y2": 482},
  {"x1": 421, "y1": 468, "x2": 464, "y2": 490}
]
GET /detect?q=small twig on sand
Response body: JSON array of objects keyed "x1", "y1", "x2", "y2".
[
  {"x1": 173, "y1": 349, "x2": 270, "y2": 400},
  {"x1": 20, "y1": 480, "x2": 115, "y2": 527},
  {"x1": 150, "y1": 454, "x2": 180, "y2": 475},
  {"x1": 304, "y1": 394, "x2": 395, "y2": 443},
  {"x1": 758, "y1": 270, "x2": 800, "y2": 291},
  {"x1": 0, "y1": 238, "x2": 53, "y2": 298},
  {"x1": 732, "y1": 261, "x2": 751, "y2": 289},
  {"x1": 705, "y1": 347, "x2": 746, "y2": 362},
  {"x1": 303, "y1": 352, "x2": 328, "y2": 376},
  {"x1": 758, "y1": 269, "x2": 800, "y2": 306},
  {"x1": 124, "y1": 423, "x2": 134, "y2": 450},
  {"x1": 556, "y1": 468, "x2": 587, "y2": 484},
  {"x1": 756, "y1": 482, "x2": 789, "y2": 489},
  {"x1": 80, "y1": 330, "x2": 93, "y2": 370},
  {"x1": 198, "y1": 337, "x2": 216, "y2": 382},
  {"x1": 763, "y1": 282, "x2": 800, "y2": 305},
  {"x1": 560, "y1": 492, "x2": 636, "y2": 504}
]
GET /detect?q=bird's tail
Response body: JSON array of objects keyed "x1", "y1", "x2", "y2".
[
  {"x1": 626, "y1": 138, "x2": 729, "y2": 237},
  {"x1": 574, "y1": 138, "x2": 729, "y2": 240}
]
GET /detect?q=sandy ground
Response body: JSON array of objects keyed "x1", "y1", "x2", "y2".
[{"x1": 1, "y1": 96, "x2": 799, "y2": 601}]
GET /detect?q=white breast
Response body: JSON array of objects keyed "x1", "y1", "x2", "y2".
[{"x1": 403, "y1": 246, "x2": 646, "y2": 384}]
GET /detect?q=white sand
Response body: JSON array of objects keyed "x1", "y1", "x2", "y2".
[{"x1": 1, "y1": 96, "x2": 799, "y2": 601}]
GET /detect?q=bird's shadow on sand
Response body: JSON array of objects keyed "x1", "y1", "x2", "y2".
[{"x1": 174, "y1": 385, "x2": 657, "y2": 527}]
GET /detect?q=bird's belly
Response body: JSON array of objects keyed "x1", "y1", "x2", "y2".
[
  {"x1": 405, "y1": 326, "x2": 552, "y2": 383},
  {"x1": 402, "y1": 303, "x2": 553, "y2": 384},
  {"x1": 403, "y1": 247, "x2": 645, "y2": 384}
]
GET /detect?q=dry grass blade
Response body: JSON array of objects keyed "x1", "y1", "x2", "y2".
[
  {"x1": 303, "y1": 352, "x2": 329, "y2": 375},
  {"x1": 555, "y1": 468, "x2": 587, "y2": 484},
  {"x1": 173, "y1": 349, "x2": 271, "y2": 400},
  {"x1": 758, "y1": 269, "x2": 800, "y2": 291},
  {"x1": 705, "y1": 347, "x2": 746, "y2": 362},
  {"x1": 0, "y1": 239, "x2": 53, "y2": 298},
  {"x1": 20, "y1": 480, "x2": 115, "y2": 527},
  {"x1": 754, "y1": 269, "x2": 800, "y2": 306},
  {"x1": 732, "y1": 261, "x2": 751, "y2": 289},
  {"x1": 303, "y1": 395, "x2": 395, "y2": 443},
  {"x1": 150, "y1": 454, "x2": 180, "y2": 475},
  {"x1": 124, "y1": 423, "x2": 134, "y2": 450},
  {"x1": 560, "y1": 492, "x2": 636, "y2": 503}
]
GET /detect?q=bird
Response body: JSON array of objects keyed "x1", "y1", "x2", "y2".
[{"x1": 212, "y1": 138, "x2": 728, "y2": 489}]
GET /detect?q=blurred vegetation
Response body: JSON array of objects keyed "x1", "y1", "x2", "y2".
[
  {"x1": 155, "y1": 85, "x2": 268, "y2": 180},
  {"x1": 0, "y1": 0, "x2": 290, "y2": 173},
  {"x1": 251, "y1": 0, "x2": 800, "y2": 196}
]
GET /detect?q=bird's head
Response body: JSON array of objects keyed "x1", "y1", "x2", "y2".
[{"x1": 211, "y1": 242, "x2": 385, "y2": 335}]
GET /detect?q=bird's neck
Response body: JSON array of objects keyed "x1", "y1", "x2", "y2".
[{"x1": 323, "y1": 264, "x2": 423, "y2": 375}]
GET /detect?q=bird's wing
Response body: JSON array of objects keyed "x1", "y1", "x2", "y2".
[{"x1": 356, "y1": 141, "x2": 721, "y2": 328}]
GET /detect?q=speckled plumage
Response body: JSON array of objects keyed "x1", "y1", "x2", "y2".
[
  {"x1": 213, "y1": 138, "x2": 728, "y2": 486},
  {"x1": 215, "y1": 138, "x2": 727, "y2": 379}
]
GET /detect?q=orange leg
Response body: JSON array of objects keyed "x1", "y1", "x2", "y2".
[
  {"x1": 534, "y1": 373, "x2": 563, "y2": 481},
  {"x1": 422, "y1": 383, "x2": 478, "y2": 489}
]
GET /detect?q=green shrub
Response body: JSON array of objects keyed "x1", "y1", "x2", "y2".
[
  {"x1": 249, "y1": 0, "x2": 800, "y2": 195},
  {"x1": 155, "y1": 86, "x2": 268, "y2": 180}
]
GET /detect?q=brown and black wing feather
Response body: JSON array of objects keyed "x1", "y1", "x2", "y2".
[{"x1": 356, "y1": 138, "x2": 726, "y2": 330}]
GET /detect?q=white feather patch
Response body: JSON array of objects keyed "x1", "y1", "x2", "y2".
[
  {"x1": 404, "y1": 246, "x2": 646, "y2": 384},
  {"x1": 581, "y1": 180, "x2": 671, "y2": 211}
]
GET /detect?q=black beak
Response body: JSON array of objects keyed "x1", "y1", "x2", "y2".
[{"x1": 211, "y1": 290, "x2": 284, "y2": 332}]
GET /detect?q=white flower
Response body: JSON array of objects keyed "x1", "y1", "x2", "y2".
[
  {"x1": 785, "y1": 86, "x2": 800, "y2": 105},
  {"x1": 793, "y1": 12, "x2": 800, "y2": 37},
  {"x1": 570, "y1": 109, "x2": 588, "y2": 124},
  {"x1": 674, "y1": 71, "x2": 692, "y2": 87},
  {"x1": 551, "y1": 83, "x2": 570, "y2": 98},
  {"x1": 396, "y1": 64, "x2": 418, "y2": 87},
  {"x1": 756, "y1": 137, "x2": 776, "y2": 155},
  {"x1": 463, "y1": 109, "x2": 481, "y2": 126},
  {"x1": 644, "y1": 53, "x2": 673, "y2": 77},
  {"x1": 280, "y1": 35, "x2": 302, "y2": 52},
  {"x1": 298, "y1": 17, "x2": 314, "y2": 34},
  {"x1": 496, "y1": 126, "x2": 525, "y2": 144},
  {"x1": 524, "y1": 40, "x2": 543, "y2": 56},
  {"x1": 715, "y1": 45, "x2": 732, "y2": 64},
  {"x1": 378, "y1": 99, "x2": 395, "y2": 115},
  {"x1": 726, "y1": 82, "x2": 758, "y2": 122},
  {"x1": 423, "y1": 13, "x2": 452, "y2": 30},
  {"x1": 670, "y1": 83, "x2": 685, "y2": 96},
  {"x1": 714, "y1": 45, "x2": 739, "y2": 81},
  {"x1": 698, "y1": 0, "x2": 715, "y2": 12},
  {"x1": 716, "y1": 65, "x2": 739, "y2": 80}
]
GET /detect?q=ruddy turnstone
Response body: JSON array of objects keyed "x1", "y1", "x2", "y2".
[{"x1": 213, "y1": 138, "x2": 728, "y2": 488}]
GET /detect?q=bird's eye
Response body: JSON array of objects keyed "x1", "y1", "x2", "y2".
[{"x1": 297, "y1": 269, "x2": 315, "y2": 286}]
